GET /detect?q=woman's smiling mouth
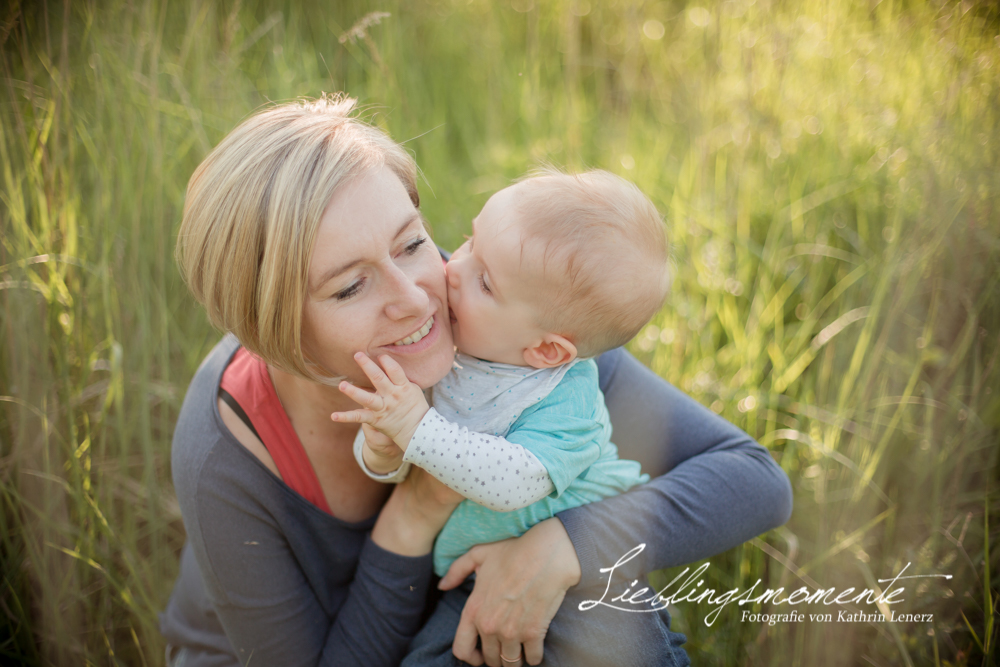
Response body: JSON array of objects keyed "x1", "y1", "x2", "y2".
[{"x1": 393, "y1": 316, "x2": 434, "y2": 346}]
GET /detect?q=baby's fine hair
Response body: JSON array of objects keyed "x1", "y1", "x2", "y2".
[{"x1": 514, "y1": 169, "x2": 669, "y2": 358}]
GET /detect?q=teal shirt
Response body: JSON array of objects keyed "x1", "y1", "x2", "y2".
[{"x1": 432, "y1": 359, "x2": 649, "y2": 576}]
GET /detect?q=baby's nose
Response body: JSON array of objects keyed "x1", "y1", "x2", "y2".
[{"x1": 445, "y1": 261, "x2": 459, "y2": 289}]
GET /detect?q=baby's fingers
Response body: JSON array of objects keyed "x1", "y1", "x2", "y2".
[
  {"x1": 337, "y1": 381, "x2": 382, "y2": 409},
  {"x1": 330, "y1": 409, "x2": 374, "y2": 424},
  {"x1": 377, "y1": 354, "x2": 413, "y2": 386},
  {"x1": 352, "y1": 352, "x2": 394, "y2": 392}
]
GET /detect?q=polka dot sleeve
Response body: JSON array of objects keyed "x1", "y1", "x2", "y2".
[{"x1": 402, "y1": 408, "x2": 555, "y2": 511}]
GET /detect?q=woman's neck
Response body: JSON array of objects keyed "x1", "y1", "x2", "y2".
[
  {"x1": 268, "y1": 364, "x2": 360, "y2": 444},
  {"x1": 267, "y1": 363, "x2": 391, "y2": 522}
]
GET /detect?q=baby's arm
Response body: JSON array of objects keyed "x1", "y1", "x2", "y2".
[
  {"x1": 352, "y1": 424, "x2": 411, "y2": 482},
  {"x1": 403, "y1": 409, "x2": 554, "y2": 511},
  {"x1": 332, "y1": 352, "x2": 555, "y2": 510}
]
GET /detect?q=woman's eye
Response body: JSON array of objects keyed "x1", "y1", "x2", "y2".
[
  {"x1": 478, "y1": 274, "x2": 492, "y2": 296},
  {"x1": 334, "y1": 279, "x2": 364, "y2": 301},
  {"x1": 403, "y1": 236, "x2": 427, "y2": 256}
]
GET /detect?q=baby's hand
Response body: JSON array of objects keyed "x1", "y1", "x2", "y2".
[
  {"x1": 331, "y1": 352, "x2": 429, "y2": 450},
  {"x1": 360, "y1": 424, "x2": 405, "y2": 474}
]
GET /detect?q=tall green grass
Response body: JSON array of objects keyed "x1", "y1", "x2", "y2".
[{"x1": 1, "y1": 0, "x2": 997, "y2": 664}]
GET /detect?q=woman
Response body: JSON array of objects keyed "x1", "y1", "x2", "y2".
[{"x1": 159, "y1": 95, "x2": 792, "y2": 667}]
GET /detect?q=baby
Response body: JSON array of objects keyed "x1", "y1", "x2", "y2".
[{"x1": 332, "y1": 169, "x2": 676, "y2": 665}]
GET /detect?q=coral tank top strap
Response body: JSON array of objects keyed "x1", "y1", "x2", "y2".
[{"x1": 219, "y1": 348, "x2": 333, "y2": 516}]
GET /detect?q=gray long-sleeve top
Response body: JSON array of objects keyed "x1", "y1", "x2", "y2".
[{"x1": 159, "y1": 335, "x2": 792, "y2": 666}]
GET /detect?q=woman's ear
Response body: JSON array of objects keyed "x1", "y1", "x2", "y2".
[{"x1": 523, "y1": 334, "x2": 578, "y2": 369}]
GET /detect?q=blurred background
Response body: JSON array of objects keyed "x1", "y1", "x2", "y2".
[{"x1": 1, "y1": 0, "x2": 997, "y2": 664}]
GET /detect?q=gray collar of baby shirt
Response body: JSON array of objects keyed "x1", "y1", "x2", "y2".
[{"x1": 431, "y1": 353, "x2": 584, "y2": 437}]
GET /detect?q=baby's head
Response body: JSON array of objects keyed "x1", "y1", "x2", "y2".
[{"x1": 446, "y1": 169, "x2": 668, "y2": 367}]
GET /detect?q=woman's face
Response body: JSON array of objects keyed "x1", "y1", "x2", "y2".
[{"x1": 301, "y1": 166, "x2": 455, "y2": 389}]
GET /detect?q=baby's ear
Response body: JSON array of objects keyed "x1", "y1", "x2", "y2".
[{"x1": 523, "y1": 334, "x2": 578, "y2": 369}]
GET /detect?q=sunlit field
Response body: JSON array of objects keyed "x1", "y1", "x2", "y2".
[{"x1": 1, "y1": 0, "x2": 997, "y2": 664}]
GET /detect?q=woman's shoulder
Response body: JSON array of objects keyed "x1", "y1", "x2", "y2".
[
  {"x1": 170, "y1": 335, "x2": 250, "y2": 502},
  {"x1": 173, "y1": 335, "x2": 239, "y2": 441},
  {"x1": 190, "y1": 334, "x2": 242, "y2": 393}
]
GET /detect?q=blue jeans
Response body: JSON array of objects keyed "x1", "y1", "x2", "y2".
[
  {"x1": 402, "y1": 577, "x2": 690, "y2": 667},
  {"x1": 166, "y1": 644, "x2": 189, "y2": 666}
]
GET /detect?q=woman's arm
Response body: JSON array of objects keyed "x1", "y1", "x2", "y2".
[
  {"x1": 181, "y1": 449, "x2": 458, "y2": 667},
  {"x1": 442, "y1": 347, "x2": 792, "y2": 665},
  {"x1": 561, "y1": 346, "x2": 793, "y2": 585}
]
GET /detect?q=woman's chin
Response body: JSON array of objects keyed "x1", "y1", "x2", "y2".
[{"x1": 402, "y1": 346, "x2": 455, "y2": 388}]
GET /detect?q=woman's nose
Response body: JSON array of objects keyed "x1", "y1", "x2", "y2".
[{"x1": 384, "y1": 263, "x2": 430, "y2": 320}]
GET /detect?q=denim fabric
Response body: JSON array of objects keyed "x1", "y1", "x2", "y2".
[
  {"x1": 403, "y1": 578, "x2": 690, "y2": 667},
  {"x1": 166, "y1": 645, "x2": 189, "y2": 667}
]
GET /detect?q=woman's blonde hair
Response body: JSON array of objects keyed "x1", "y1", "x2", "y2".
[{"x1": 176, "y1": 94, "x2": 418, "y2": 382}]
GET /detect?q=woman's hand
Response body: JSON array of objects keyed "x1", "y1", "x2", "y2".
[
  {"x1": 371, "y1": 466, "x2": 463, "y2": 556},
  {"x1": 438, "y1": 518, "x2": 582, "y2": 666}
]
